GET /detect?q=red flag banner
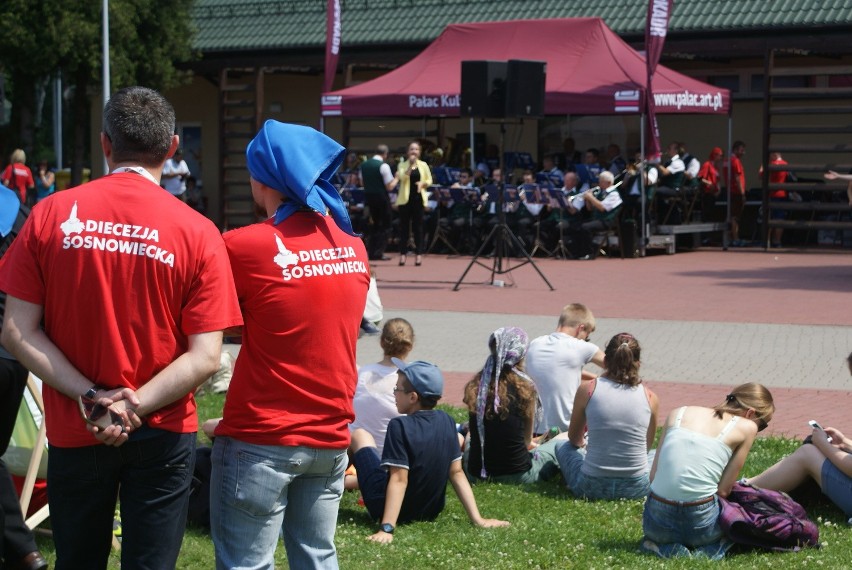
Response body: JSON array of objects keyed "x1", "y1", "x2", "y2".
[
  {"x1": 324, "y1": 0, "x2": 341, "y2": 94},
  {"x1": 644, "y1": 0, "x2": 673, "y2": 161}
]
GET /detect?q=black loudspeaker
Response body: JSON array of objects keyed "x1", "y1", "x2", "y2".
[
  {"x1": 461, "y1": 61, "x2": 507, "y2": 118},
  {"x1": 506, "y1": 60, "x2": 546, "y2": 118}
]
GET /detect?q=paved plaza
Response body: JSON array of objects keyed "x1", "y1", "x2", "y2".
[{"x1": 357, "y1": 248, "x2": 852, "y2": 438}]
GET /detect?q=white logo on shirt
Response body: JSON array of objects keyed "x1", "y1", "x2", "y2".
[
  {"x1": 273, "y1": 235, "x2": 299, "y2": 272},
  {"x1": 60, "y1": 202, "x2": 85, "y2": 236},
  {"x1": 59, "y1": 203, "x2": 175, "y2": 267},
  {"x1": 272, "y1": 234, "x2": 367, "y2": 282}
]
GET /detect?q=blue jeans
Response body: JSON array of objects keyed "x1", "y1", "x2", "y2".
[
  {"x1": 210, "y1": 436, "x2": 347, "y2": 570},
  {"x1": 556, "y1": 442, "x2": 650, "y2": 500},
  {"x1": 821, "y1": 458, "x2": 852, "y2": 517},
  {"x1": 48, "y1": 431, "x2": 196, "y2": 570},
  {"x1": 642, "y1": 494, "x2": 732, "y2": 559}
]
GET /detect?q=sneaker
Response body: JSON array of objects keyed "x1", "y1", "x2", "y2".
[{"x1": 359, "y1": 319, "x2": 380, "y2": 337}]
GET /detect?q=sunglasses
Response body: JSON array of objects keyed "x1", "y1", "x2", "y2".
[
  {"x1": 755, "y1": 417, "x2": 769, "y2": 432},
  {"x1": 393, "y1": 386, "x2": 412, "y2": 394},
  {"x1": 78, "y1": 395, "x2": 125, "y2": 431}
]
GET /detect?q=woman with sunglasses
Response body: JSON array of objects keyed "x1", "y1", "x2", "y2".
[{"x1": 642, "y1": 382, "x2": 775, "y2": 559}]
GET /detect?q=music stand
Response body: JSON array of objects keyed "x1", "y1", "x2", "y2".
[
  {"x1": 550, "y1": 189, "x2": 574, "y2": 260},
  {"x1": 521, "y1": 184, "x2": 552, "y2": 258},
  {"x1": 453, "y1": 122, "x2": 554, "y2": 291},
  {"x1": 427, "y1": 187, "x2": 461, "y2": 256}
]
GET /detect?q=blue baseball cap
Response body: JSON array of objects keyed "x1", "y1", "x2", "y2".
[
  {"x1": 0, "y1": 186, "x2": 21, "y2": 238},
  {"x1": 391, "y1": 358, "x2": 444, "y2": 399}
]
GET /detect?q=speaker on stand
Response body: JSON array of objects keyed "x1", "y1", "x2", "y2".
[{"x1": 454, "y1": 59, "x2": 553, "y2": 291}]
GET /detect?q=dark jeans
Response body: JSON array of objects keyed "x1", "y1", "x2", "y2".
[
  {"x1": 365, "y1": 192, "x2": 392, "y2": 259},
  {"x1": 0, "y1": 358, "x2": 38, "y2": 563},
  {"x1": 48, "y1": 431, "x2": 196, "y2": 570}
]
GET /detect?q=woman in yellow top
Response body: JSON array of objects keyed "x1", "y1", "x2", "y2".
[{"x1": 394, "y1": 141, "x2": 432, "y2": 266}]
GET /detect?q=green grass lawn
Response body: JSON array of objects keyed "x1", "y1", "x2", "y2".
[{"x1": 34, "y1": 394, "x2": 851, "y2": 569}]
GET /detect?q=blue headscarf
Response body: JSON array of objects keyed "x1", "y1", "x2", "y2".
[
  {"x1": 0, "y1": 186, "x2": 20, "y2": 238},
  {"x1": 246, "y1": 120, "x2": 356, "y2": 235}
]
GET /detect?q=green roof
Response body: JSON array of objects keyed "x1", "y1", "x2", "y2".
[{"x1": 193, "y1": 0, "x2": 852, "y2": 52}]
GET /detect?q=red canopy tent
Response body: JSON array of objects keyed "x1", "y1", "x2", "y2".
[{"x1": 321, "y1": 17, "x2": 730, "y2": 117}]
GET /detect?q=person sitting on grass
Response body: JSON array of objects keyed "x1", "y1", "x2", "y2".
[
  {"x1": 463, "y1": 327, "x2": 562, "y2": 484},
  {"x1": 746, "y1": 352, "x2": 852, "y2": 521},
  {"x1": 641, "y1": 382, "x2": 775, "y2": 559},
  {"x1": 555, "y1": 333, "x2": 659, "y2": 500},
  {"x1": 351, "y1": 318, "x2": 415, "y2": 456},
  {"x1": 345, "y1": 318, "x2": 414, "y2": 491},
  {"x1": 349, "y1": 359, "x2": 509, "y2": 543}
]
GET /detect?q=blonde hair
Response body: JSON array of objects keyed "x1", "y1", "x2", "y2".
[
  {"x1": 557, "y1": 303, "x2": 595, "y2": 331},
  {"x1": 380, "y1": 318, "x2": 414, "y2": 359},
  {"x1": 713, "y1": 383, "x2": 775, "y2": 427},
  {"x1": 10, "y1": 149, "x2": 26, "y2": 164}
]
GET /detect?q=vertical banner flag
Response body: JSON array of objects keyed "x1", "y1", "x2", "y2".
[
  {"x1": 324, "y1": 0, "x2": 341, "y2": 94},
  {"x1": 645, "y1": 0, "x2": 673, "y2": 161}
]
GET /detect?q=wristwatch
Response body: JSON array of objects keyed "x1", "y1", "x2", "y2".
[
  {"x1": 82, "y1": 386, "x2": 103, "y2": 400},
  {"x1": 380, "y1": 523, "x2": 394, "y2": 534}
]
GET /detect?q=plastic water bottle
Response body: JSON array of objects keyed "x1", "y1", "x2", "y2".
[{"x1": 541, "y1": 426, "x2": 559, "y2": 443}]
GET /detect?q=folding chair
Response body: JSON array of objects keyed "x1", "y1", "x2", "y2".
[
  {"x1": 2, "y1": 374, "x2": 49, "y2": 530},
  {"x1": 1, "y1": 374, "x2": 122, "y2": 549}
]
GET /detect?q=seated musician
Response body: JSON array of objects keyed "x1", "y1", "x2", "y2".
[
  {"x1": 575, "y1": 148, "x2": 602, "y2": 192},
  {"x1": 567, "y1": 171, "x2": 623, "y2": 260},
  {"x1": 538, "y1": 155, "x2": 564, "y2": 189},
  {"x1": 620, "y1": 152, "x2": 659, "y2": 223},
  {"x1": 340, "y1": 184, "x2": 368, "y2": 234},
  {"x1": 447, "y1": 168, "x2": 482, "y2": 254},
  {"x1": 540, "y1": 172, "x2": 582, "y2": 252}
]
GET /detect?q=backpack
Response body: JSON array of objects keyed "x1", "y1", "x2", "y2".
[{"x1": 718, "y1": 482, "x2": 819, "y2": 552}]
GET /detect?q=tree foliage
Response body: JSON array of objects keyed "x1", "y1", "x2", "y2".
[{"x1": 0, "y1": 0, "x2": 197, "y2": 175}]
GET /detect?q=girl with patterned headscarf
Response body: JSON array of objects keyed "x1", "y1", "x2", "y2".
[{"x1": 462, "y1": 327, "x2": 562, "y2": 484}]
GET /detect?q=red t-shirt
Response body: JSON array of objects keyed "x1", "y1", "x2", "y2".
[
  {"x1": 724, "y1": 154, "x2": 746, "y2": 196},
  {"x1": 698, "y1": 160, "x2": 719, "y2": 194},
  {"x1": 768, "y1": 158, "x2": 788, "y2": 199},
  {"x1": 0, "y1": 172, "x2": 242, "y2": 447},
  {"x1": 2, "y1": 164, "x2": 34, "y2": 203},
  {"x1": 216, "y1": 212, "x2": 370, "y2": 449}
]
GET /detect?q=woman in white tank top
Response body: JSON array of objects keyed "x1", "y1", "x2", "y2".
[
  {"x1": 641, "y1": 383, "x2": 774, "y2": 559},
  {"x1": 555, "y1": 333, "x2": 659, "y2": 500}
]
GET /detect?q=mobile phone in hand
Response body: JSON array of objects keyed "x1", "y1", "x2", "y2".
[
  {"x1": 78, "y1": 395, "x2": 124, "y2": 431},
  {"x1": 808, "y1": 420, "x2": 833, "y2": 443}
]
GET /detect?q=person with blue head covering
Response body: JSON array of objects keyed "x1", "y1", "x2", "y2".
[
  {"x1": 245, "y1": 120, "x2": 356, "y2": 235},
  {"x1": 0, "y1": 187, "x2": 49, "y2": 570},
  {"x1": 211, "y1": 121, "x2": 371, "y2": 570}
]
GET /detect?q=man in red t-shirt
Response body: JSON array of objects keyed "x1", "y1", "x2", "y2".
[
  {"x1": 698, "y1": 147, "x2": 724, "y2": 221},
  {"x1": 723, "y1": 141, "x2": 747, "y2": 246},
  {"x1": 759, "y1": 152, "x2": 791, "y2": 247},
  {"x1": 0, "y1": 86, "x2": 242, "y2": 569},
  {"x1": 210, "y1": 121, "x2": 369, "y2": 570}
]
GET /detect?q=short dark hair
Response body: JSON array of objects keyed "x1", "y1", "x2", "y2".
[{"x1": 103, "y1": 86, "x2": 175, "y2": 167}]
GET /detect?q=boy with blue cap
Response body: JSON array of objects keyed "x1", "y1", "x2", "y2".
[
  {"x1": 350, "y1": 359, "x2": 509, "y2": 543},
  {"x1": 210, "y1": 121, "x2": 370, "y2": 569}
]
